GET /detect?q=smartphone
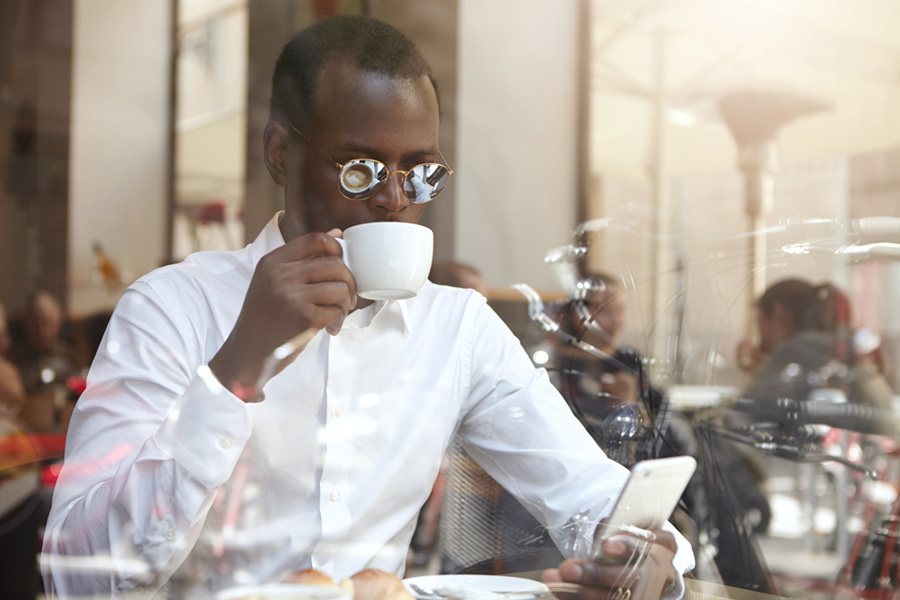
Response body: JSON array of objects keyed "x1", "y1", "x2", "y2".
[{"x1": 591, "y1": 455, "x2": 697, "y2": 558}]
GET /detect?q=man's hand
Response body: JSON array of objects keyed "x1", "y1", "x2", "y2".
[
  {"x1": 542, "y1": 530, "x2": 679, "y2": 600},
  {"x1": 209, "y1": 230, "x2": 356, "y2": 400}
]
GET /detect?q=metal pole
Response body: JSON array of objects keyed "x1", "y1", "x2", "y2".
[
  {"x1": 651, "y1": 29, "x2": 670, "y2": 370},
  {"x1": 803, "y1": 462, "x2": 817, "y2": 552},
  {"x1": 164, "y1": 0, "x2": 179, "y2": 266},
  {"x1": 837, "y1": 430, "x2": 850, "y2": 561},
  {"x1": 738, "y1": 141, "x2": 776, "y2": 339}
]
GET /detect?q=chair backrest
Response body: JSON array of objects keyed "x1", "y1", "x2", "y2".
[
  {"x1": 437, "y1": 439, "x2": 564, "y2": 574},
  {"x1": 438, "y1": 439, "x2": 504, "y2": 573}
]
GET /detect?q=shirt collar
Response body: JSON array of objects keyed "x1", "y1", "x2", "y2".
[
  {"x1": 354, "y1": 298, "x2": 413, "y2": 336},
  {"x1": 247, "y1": 212, "x2": 289, "y2": 270},
  {"x1": 248, "y1": 212, "x2": 414, "y2": 336}
]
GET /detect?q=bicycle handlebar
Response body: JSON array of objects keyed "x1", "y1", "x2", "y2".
[{"x1": 732, "y1": 396, "x2": 895, "y2": 436}]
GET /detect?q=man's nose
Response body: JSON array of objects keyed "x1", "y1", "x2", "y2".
[{"x1": 369, "y1": 172, "x2": 408, "y2": 213}]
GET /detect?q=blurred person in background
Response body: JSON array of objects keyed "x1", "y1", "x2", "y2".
[
  {"x1": 72, "y1": 311, "x2": 113, "y2": 372},
  {"x1": 429, "y1": 261, "x2": 488, "y2": 296},
  {"x1": 553, "y1": 273, "x2": 703, "y2": 520},
  {"x1": 708, "y1": 278, "x2": 900, "y2": 589},
  {"x1": 734, "y1": 278, "x2": 895, "y2": 431},
  {"x1": 0, "y1": 302, "x2": 42, "y2": 600},
  {"x1": 8, "y1": 292, "x2": 79, "y2": 435},
  {"x1": 9, "y1": 291, "x2": 78, "y2": 397},
  {"x1": 554, "y1": 272, "x2": 663, "y2": 463}
]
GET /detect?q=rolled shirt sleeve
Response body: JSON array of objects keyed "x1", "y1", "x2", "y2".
[
  {"x1": 42, "y1": 284, "x2": 253, "y2": 598},
  {"x1": 456, "y1": 299, "x2": 695, "y2": 576}
]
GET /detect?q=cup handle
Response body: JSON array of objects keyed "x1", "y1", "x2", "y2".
[{"x1": 335, "y1": 237, "x2": 351, "y2": 270}]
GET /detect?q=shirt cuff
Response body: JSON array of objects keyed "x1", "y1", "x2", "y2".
[
  {"x1": 663, "y1": 520, "x2": 694, "y2": 599},
  {"x1": 155, "y1": 366, "x2": 253, "y2": 486},
  {"x1": 664, "y1": 573, "x2": 687, "y2": 600}
]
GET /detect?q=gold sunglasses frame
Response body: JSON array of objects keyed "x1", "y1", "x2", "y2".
[{"x1": 289, "y1": 124, "x2": 453, "y2": 203}]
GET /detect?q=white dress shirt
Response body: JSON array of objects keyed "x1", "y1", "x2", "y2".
[{"x1": 42, "y1": 213, "x2": 693, "y2": 599}]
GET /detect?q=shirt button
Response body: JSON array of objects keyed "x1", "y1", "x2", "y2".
[
  {"x1": 334, "y1": 406, "x2": 343, "y2": 417},
  {"x1": 165, "y1": 529, "x2": 176, "y2": 541},
  {"x1": 220, "y1": 436, "x2": 233, "y2": 449},
  {"x1": 329, "y1": 490, "x2": 339, "y2": 502}
]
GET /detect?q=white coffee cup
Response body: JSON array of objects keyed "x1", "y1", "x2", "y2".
[
  {"x1": 215, "y1": 583, "x2": 352, "y2": 600},
  {"x1": 336, "y1": 222, "x2": 433, "y2": 301}
]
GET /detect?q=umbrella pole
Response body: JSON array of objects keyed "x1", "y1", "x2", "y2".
[
  {"x1": 739, "y1": 141, "x2": 777, "y2": 339},
  {"x1": 651, "y1": 28, "x2": 671, "y2": 373},
  {"x1": 719, "y1": 91, "x2": 828, "y2": 342}
]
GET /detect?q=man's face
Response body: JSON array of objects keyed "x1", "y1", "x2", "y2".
[
  {"x1": 27, "y1": 301, "x2": 61, "y2": 351},
  {"x1": 757, "y1": 303, "x2": 792, "y2": 353},
  {"x1": 279, "y1": 59, "x2": 441, "y2": 239}
]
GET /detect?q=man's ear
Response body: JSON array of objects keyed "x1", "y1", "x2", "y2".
[{"x1": 263, "y1": 120, "x2": 289, "y2": 186}]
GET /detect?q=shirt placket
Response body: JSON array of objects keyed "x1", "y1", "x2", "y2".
[{"x1": 310, "y1": 328, "x2": 357, "y2": 573}]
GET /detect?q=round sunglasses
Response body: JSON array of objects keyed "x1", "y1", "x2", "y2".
[{"x1": 290, "y1": 125, "x2": 453, "y2": 204}]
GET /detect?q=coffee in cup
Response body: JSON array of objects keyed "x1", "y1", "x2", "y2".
[{"x1": 336, "y1": 222, "x2": 433, "y2": 301}]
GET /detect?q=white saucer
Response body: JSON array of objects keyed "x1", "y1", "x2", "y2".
[{"x1": 403, "y1": 574, "x2": 549, "y2": 599}]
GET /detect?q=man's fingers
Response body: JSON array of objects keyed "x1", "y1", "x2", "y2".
[
  {"x1": 649, "y1": 529, "x2": 678, "y2": 553},
  {"x1": 551, "y1": 562, "x2": 630, "y2": 600},
  {"x1": 292, "y1": 239, "x2": 357, "y2": 301},
  {"x1": 545, "y1": 531, "x2": 679, "y2": 600},
  {"x1": 597, "y1": 530, "x2": 675, "y2": 561},
  {"x1": 260, "y1": 252, "x2": 356, "y2": 320},
  {"x1": 297, "y1": 280, "x2": 355, "y2": 312},
  {"x1": 596, "y1": 532, "x2": 654, "y2": 563},
  {"x1": 256, "y1": 231, "x2": 357, "y2": 304},
  {"x1": 558, "y1": 559, "x2": 633, "y2": 588},
  {"x1": 273, "y1": 231, "x2": 343, "y2": 262},
  {"x1": 541, "y1": 568, "x2": 562, "y2": 584},
  {"x1": 274, "y1": 255, "x2": 354, "y2": 294}
]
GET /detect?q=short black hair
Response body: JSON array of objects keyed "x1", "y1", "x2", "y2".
[
  {"x1": 269, "y1": 14, "x2": 440, "y2": 131},
  {"x1": 757, "y1": 278, "x2": 821, "y2": 331}
]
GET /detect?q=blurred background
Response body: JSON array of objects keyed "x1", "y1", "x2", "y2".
[{"x1": 1, "y1": 0, "x2": 900, "y2": 598}]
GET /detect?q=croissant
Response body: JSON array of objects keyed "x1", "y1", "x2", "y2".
[
  {"x1": 282, "y1": 567, "x2": 412, "y2": 600},
  {"x1": 282, "y1": 568, "x2": 339, "y2": 588},
  {"x1": 349, "y1": 569, "x2": 414, "y2": 600}
]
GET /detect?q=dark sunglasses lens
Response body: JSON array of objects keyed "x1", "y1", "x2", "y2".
[
  {"x1": 404, "y1": 164, "x2": 451, "y2": 204},
  {"x1": 340, "y1": 160, "x2": 387, "y2": 199}
]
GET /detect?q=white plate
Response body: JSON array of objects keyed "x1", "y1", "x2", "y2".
[{"x1": 403, "y1": 575, "x2": 549, "y2": 599}]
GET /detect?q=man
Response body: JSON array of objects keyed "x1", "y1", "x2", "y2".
[
  {"x1": 9, "y1": 291, "x2": 77, "y2": 396},
  {"x1": 557, "y1": 273, "x2": 656, "y2": 415},
  {"x1": 43, "y1": 15, "x2": 692, "y2": 599}
]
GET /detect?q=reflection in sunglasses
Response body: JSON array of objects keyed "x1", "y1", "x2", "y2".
[{"x1": 290, "y1": 124, "x2": 452, "y2": 203}]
